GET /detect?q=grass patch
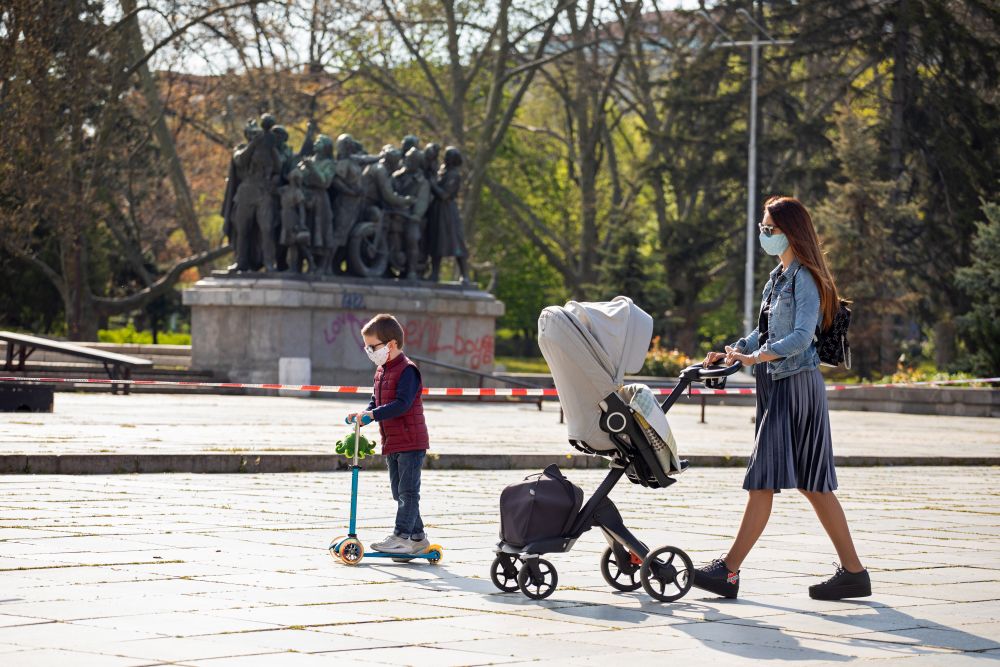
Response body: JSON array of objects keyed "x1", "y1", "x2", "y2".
[{"x1": 495, "y1": 356, "x2": 549, "y2": 373}]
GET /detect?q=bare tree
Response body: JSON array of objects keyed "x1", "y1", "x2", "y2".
[
  {"x1": 336, "y1": 0, "x2": 572, "y2": 240},
  {"x1": 0, "y1": 1, "x2": 254, "y2": 339}
]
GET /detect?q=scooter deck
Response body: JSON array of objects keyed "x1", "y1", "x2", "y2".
[{"x1": 330, "y1": 537, "x2": 443, "y2": 565}]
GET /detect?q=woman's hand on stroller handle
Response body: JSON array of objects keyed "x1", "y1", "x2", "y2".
[{"x1": 685, "y1": 358, "x2": 743, "y2": 380}]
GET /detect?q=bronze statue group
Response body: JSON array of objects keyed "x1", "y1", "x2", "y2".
[{"x1": 221, "y1": 114, "x2": 470, "y2": 284}]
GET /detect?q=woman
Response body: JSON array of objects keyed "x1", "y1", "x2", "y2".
[{"x1": 693, "y1": 196, "x2": 870, "y2": 601}]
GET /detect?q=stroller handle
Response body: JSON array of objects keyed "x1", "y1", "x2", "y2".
[{"x1": 683, "y1": 360, "x2": 743, "y2": 380}]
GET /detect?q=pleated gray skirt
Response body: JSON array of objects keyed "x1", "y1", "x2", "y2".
[{"x1": 744, "y1": 367, "x2": 838, "y2": 493}]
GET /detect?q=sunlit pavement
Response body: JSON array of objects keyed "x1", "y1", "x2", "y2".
[{"x1": 1, "y1": 467, "x2": 998, "y2": 665}]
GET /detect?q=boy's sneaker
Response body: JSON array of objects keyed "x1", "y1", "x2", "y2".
[
  {"x1": 389, "y1": 537, "x2": 431, "y2": 562},
  {"x1": 371, "y1": 534, "x2": 408, "y2": 553},
  {"x1": 809, "y1": 565, "x2": 871, "y2": 600},
  {"x1": 692, "y1": 558, "x2": 740, "y2": 599},
  {"x1": 408, "y1": 537, "x2": 430, "y2": 553}
]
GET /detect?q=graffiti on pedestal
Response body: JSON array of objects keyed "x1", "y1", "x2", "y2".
[{"x1": 323, "y1": 312, "x2": 494, "y2": 369}]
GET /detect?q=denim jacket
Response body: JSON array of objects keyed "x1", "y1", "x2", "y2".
[{"x1": 733, "y1": 258, "x2": 821, "y2": 380}]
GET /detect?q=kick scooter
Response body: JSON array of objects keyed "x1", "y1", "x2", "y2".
[{"x1": 329, "y1": 416, "x2": 443, "y2": 566}]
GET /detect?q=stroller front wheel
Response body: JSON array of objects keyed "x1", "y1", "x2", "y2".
[
  {"x1": 490, "y1": 555, "x2": 521, "y2": 592},
  {"x1": 640, "y1": 546, "x2": 693, "y2": 602},
  {"x1": 517, "y1": 558, "x2": 558, "y2": 600},
  {"x1": 600, "y1": 546, "x2": 643, "y2": 592}
]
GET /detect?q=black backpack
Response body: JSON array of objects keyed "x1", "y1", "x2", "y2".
[
  {"x1": 790, "y1": 267, "x2": 852, "y2": 369},
  {"x1": 816, "y1": 300, "x2": 852, "y2": 368},
  {"x1": 499, "y1": 464, "x2": 584, "y2": 547}
]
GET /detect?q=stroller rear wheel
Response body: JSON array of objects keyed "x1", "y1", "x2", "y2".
[
  {"x1": 517, "y1": 558, "x2": 558, "y2": 600},
  {"x1": 600, "y1": 545, "x2": 642, "y2": 592},
  {"x1": 490, "y1": 555, "x2": 520, "y2": 592},
  {"x1": 640, "y1": 546, "x2": 693, "y2": 602}
]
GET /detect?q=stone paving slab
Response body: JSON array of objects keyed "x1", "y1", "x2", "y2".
[
  {"x1": 0, "y1": 467, "x2": 998, "y2": 665},
  {"x1": 2, "y1": 393, "x2": 998, "y2": 462}
]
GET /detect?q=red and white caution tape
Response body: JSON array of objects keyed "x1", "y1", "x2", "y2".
[{"x1": 0, "y1": 375, "x2": 997, "y2": 396}]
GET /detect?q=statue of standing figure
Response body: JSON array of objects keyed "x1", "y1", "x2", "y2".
[
  {"x1": 297, "y1": 134, "x2": 337, "y2": 274},
  {"x1": 426, "y1": 147, "x2": 470, "y2": 284},
  {"x1": 278, "y1": 169, "x2": 314, "y2": 273},
  {"x1": 391, "y1": 147, "x2": 432, "y2": 281},
  {"x1": 224, "y1": 115, "x2": 282, "y2": 272},
  {"x1": 329, "y1": 134, "x2": 365, "y2": 262}
]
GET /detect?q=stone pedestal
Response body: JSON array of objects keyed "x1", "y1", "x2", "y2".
[{"x1": 182, "y1": 276, "x2": 505, "y2": 387}]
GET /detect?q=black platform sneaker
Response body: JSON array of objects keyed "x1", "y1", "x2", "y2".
[
  {"x1": 809, "y1": 565, "x2": 871, "y2": 600},
  {"x1": 692, "y1": 558, "x2": 740, "y2": 599}
]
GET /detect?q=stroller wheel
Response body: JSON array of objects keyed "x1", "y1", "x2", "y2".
[
  {"x1": 640, "y1": 546, "x2": 693, "y2": 602},
  {"x1": 517, "y1": 558, "x2": 558, "y2": 600},
  {"x1": 600, "y1": 546, "x2": 642, "y2": 592},
  {"x1": 490, "y1": 555, "x2": 520, "y2": 592}
]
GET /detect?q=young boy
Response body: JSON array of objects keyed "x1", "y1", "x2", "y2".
[{"x1": 347, "y1": 313, "x2": 430, "y2": 555}]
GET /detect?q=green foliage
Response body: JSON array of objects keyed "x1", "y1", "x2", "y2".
[
  {"x1": 491, "y1": 238, "x2": 567, "y2": 337},
  {"x1": 494, "y1": 356, "x2": 550, "y2": 373},
  {"x1": 955, "y1": 201, "x2": 1000, "y2": 376},
  {"x1": 640, "y1": 338, "x2": 694, "y2": 378},
  {"x1": 872, "y1": 365, "x2": 981, "y2": 386},
  {"x1": 815, "y1": 105, "x2": 921, "y2": 378},
  {"x1": 98, "y1": 325, "x2": 191, "y2": 346}
]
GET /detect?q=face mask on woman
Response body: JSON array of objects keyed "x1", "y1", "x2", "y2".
[{"x1": 759, "y1": 231, "x2": 789, "y2": 256}]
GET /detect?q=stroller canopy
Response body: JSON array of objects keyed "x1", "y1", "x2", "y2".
[{"x1": 538, "y1": 296, "x2": 653, "y2": 452}]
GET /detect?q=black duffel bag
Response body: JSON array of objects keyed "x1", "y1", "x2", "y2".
[{"x1": 499, "y1": 464, "x2": 584, "y2": 547}]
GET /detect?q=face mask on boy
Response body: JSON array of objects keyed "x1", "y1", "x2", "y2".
[{"x1": 365, "y1": 343, "x2": 390, "y2": 366}]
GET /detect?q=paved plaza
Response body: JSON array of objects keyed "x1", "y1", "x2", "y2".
[
  {"x1": 3, "y1": 393, "x2": 999, "y2": 459},
  {"x1": 1, "y1": 466, "x2": 998, "y2": 665}
]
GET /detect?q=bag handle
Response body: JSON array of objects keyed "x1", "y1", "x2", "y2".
[{"x1": 543, "y1": 463, "x2": 579, "y2": 509}]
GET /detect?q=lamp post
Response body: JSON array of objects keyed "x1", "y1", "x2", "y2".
[{"x1": 699, "y1": 9, "x2": 793, "y2": 335}]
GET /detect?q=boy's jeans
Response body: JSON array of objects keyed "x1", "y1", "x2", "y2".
[{"x1": 386, "y1": 450, "x2": 425, "y2": 540}]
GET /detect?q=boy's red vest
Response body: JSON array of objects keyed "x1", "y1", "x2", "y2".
[{"x1": 374, "y1": 353, "x2": 429, "y2": 454}]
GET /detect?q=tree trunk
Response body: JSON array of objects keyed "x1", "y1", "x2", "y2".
[
  {"x1": 934, "y1": 316, "x2": 955, "y2": 368},
  {"x1": 120, "y1": 0, "x2": 208, "y2": 253},
  {"x1": 61, "y1": 233, "x2": 100, "y2": 341},
  {"x1": 887, "y1": 0, "x2": 910, "y2": 198}
]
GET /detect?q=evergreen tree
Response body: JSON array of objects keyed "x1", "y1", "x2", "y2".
[
  {"x1": 955, "y1": 201, "x2": 1000, "y2": 376},
  {"x1": 815, "y1": 106, "x2": 920, "y2": 378}
]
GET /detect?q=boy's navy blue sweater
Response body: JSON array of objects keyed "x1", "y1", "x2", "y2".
[{"x1": 366, "y1": 366, "x2": 419, "y2": 421}]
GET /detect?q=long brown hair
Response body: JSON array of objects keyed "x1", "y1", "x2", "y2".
[{"x1": 764, "y1": 196, "x2": 841, "y2": 329}]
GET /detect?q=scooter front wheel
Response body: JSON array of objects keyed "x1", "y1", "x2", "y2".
[
  {"x1": 338, "y1": 538, "x2": 365, "y2": 566},
  {"x1": 328, "y1": 535, "x2": 348, "y2": 561}
]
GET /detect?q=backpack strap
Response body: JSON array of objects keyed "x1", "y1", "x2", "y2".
[{"x1": 787, "y1": 264, "x2": 821, "y2": 339}]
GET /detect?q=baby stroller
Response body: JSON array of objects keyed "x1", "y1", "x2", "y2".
[{"x1": 490, "y1": 297, "x2": 741, "y2": 602}]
